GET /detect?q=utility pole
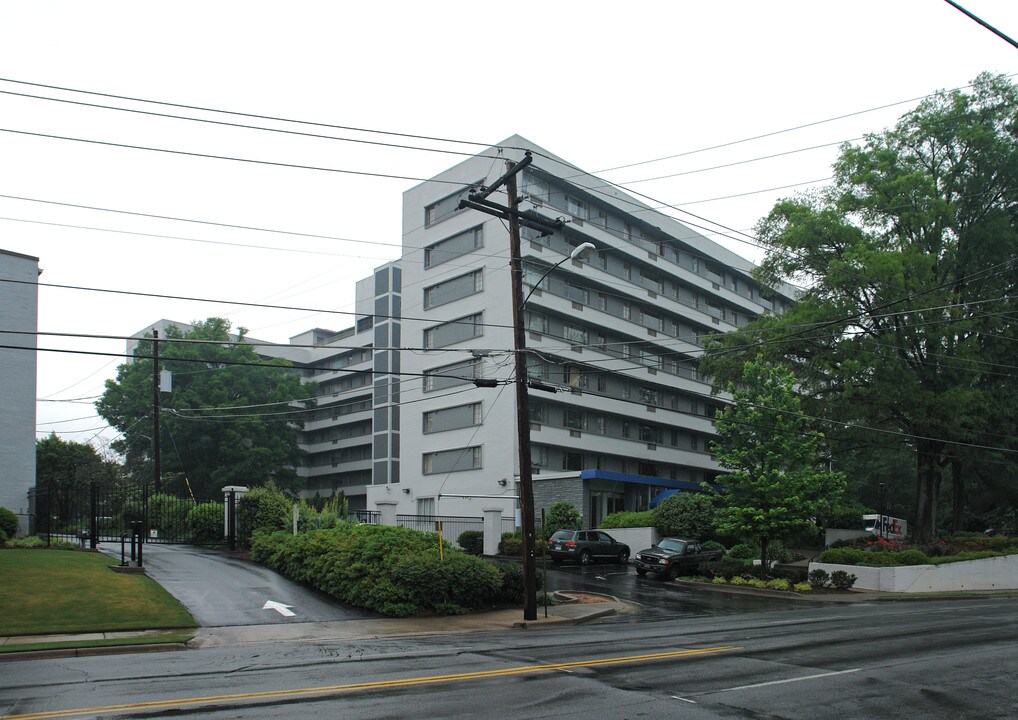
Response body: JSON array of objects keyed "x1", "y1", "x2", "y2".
[
  {"x1": 152, "y1": 330, "x2": 161, "y2": 495},
  {"x1": 458, "y1": 152, "x2": 561, "y2": 621}
]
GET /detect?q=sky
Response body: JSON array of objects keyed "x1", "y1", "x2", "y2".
[{"x1": 1, "y1": 0, "x2": 1015, "y2": 456}]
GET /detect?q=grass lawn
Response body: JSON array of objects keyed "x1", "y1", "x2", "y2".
[{"x1": 0, "y1": 549, "x2": 197, "y2": 637}]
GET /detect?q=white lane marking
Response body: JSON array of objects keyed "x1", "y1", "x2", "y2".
[
  {"x1": 263, "y1": 600, "x2": 296, "y2": 617},
  {"x1": 717, "y1": 668, "x2": 860, "y2": 693},
  {"x1": 672, "y1": 696, "x2": 698, "y2": 703}
]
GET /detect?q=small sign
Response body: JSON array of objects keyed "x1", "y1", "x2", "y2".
[{"x1": 149, "y1": 529, "x2": 159, "y2": 538}]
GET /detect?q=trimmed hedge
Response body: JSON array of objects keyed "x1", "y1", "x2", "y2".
[
  {"x1": 251, "y1": 524, "x2": 511, "y2": 617},
  {"x1": 818, "y1": 547, "x2": 930, "y2": 566},
  {"x1": 599, "y1": 511, "x2": 655, "y2": 529}
]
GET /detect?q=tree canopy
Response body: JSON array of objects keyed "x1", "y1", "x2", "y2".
[
  {"x1": 36, "y1": 434, "x2": 116, "y2": 522},
  {"x1": 96, "y1": 318, "x2": 314, "y2": 499},
  {"x1": 702, "y1": 73, "x2": 1018, "y2": 541},
  {"x1": 706, "y1": 359, "x2": 846, "y2": 567}
]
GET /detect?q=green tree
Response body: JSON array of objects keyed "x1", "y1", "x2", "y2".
[
  {"x1": 96, "y1": 319, "x2": 314, "y2": 499},
  {"x1": 35, "y1": 434, "x2": 106, "y2": 525},
  {"x1": 543, "y1": 501, "x2": 582, "y2": 537},
  {"x1": 702, "y1": 74, "x2": 1018, "y2": 542},
  {"x1": 652, "y1": 492, "x2": 716, "y2": 539},
  {"x1": 707, "y1": 359, "x2": 846, "y2": 569}
]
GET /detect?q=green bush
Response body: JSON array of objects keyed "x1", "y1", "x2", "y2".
[
  {"x1": 699, "y1": 557, "x2": 749, "y2": 580},
  {"x1": 808, "y1": 568, "x2": 830, "y2": 588},
  {"x1": 652, "y1": 492, "x2": 715, "y2": 539},
  {"x1": 499, "y1": 532, "x2": 523, "y2": 556},
  {"x1": 187, "y1": 502, "x2": 225, "y2": 543},
  {"x1": 702, "y1": 539, "x2": 726, "y2": 553},
  {"x1": 817, "y1": 547, "x2": 865, "y2": 565},
  {"x1": 147, "y1": 494, "x2": 189, "y2": 539},
  {"x1": 711, "y1": 576, "x2": 727, "y2": 584},
  {"x1": 297, "y1": 494, "x2": 349, "y2": 532},
  {"x1": 818, "y1": 547, "x2": 930, "y2": 566},
  {"x1": 793, "y1": 582, "x2": 812, "y2": 593},
  {"x1": 766, "y1": 578, "x2": 791, "y2": 591},
  {"x1": 457, "y1": 530, "x2": 484, "y2": 552},
  {"x1": 238, "y1": 482, "x2": 293, "y2": 547},
  {"x1": 544, "y1": 502, "x2": 581, "y2": 537},
  {"x1": 747, "y1": 578, "x2": 767, "y2": 589},
  {"x1": 830, "y1": 570, "x2": 857, "y2": 590},
  {"x1": 0, "y1": 507, "x2": 19, "y2": 538},
  {"x1": 5, "y1": 535, "x2": 44, "y2": 548},
  {"x1": 250, "y1": 524, "x2": 503, "y2": 616},
  {"x1": 0, "y1": 528, "x2": 7, "y2": 544},
  {"x1": 599, "y1": 511, "x2": 655, "y2": 529},
  {"x1": 494, "y1": 561, "x2": 543, "y2": 604},
  {"x1": 728, "y1": 543, "x2": 758, "y2": 560},
  {"x1": 730, "y1": 575, "x2": 749, "y2": 586}
]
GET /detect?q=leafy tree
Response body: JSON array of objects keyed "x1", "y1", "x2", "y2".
[
  {"x1": 702, "y1": 74, "x2": 1018, "y2": 542},
  {"x1": 543, "y1": 501, "x2": 582, "y2": 537},
  {"x1": 96, "y1": 319, "x2": 314, "y2": 499},
  {"x1": 706, "y1": 359, "x2": 846, "y2": 569},
  {"x1": 0, "y1": 507, "x2": 18, "y2": 538},
  {"x1": 35, "y1": 434, "x2": 107, "y2": 524},
  {"x1": 652, "y1": 492, "x2": 716, "y2": 539}
]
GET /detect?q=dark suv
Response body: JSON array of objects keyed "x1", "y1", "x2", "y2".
[{"x1": 547, "y1": 530, "x2": 630, "y2": 565}]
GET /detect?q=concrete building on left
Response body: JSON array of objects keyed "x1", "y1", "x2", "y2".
[{"x1": 0, "y1": 248, "x2": 40, "y2": 531}]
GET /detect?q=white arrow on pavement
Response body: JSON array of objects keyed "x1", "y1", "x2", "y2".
[{"x1": 262, "y1": 600, "x2": 296, "y2": 617}]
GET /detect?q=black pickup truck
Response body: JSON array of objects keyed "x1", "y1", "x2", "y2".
[{"x1": 634, "y1": 537, "x2": 723, "y2": 579}]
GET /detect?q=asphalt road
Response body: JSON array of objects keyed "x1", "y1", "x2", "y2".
[
  {"x1": 112, "y1": 543, "x2": 377, "y2": 626},
  {"x1": 3, "y1": 597, "x2": 1016, "y2": 719}
]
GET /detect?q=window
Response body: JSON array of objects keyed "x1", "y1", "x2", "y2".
[
  {"x1": 526, "y1": 311, "x2": 548, "y2": 334},
  {"x1": 563, "y1": 451, "x2": 583, "y2": 471},
  {"x1": 596, "y1": 292, "x2": 607, "y2": 311},
  {"x1": 424, "y1": 270, "x2": 483, "y2": 309},
  {"x1": 525, "y1": 174, "x2": 551, "y2": 203},
  {"x1": 423, "y1": 403, "x2": 482, "y2": 433},
  {"x1": 566, "y1": 195, "x2": 587, "y2": 219},
  {"x1": 564, "y1": 364, "x2": 587, "y2": 388},
  {"x1": 423, "y1": 446, "x2": 482, "y2": 474},
  {"x1": 639, "y1": 425, "x2": 662, "y2": 444},
  {"x1": 424, "y1": 226, "x2": 483, "y2": 268},
  {"x1": 564, "y1": 282, "x2": 589, "y2": 304},
  {"x1": 564, "y1": 324, "x2": 588, "y2": 345},
  {"x1": 564, "y1": 409, "x2": 584, "y2": 430},
  {"x1": 639, "y1": 386, "x2": 659, "y2": 406},
  {"x1": 424, "y1": 313, "x2": 483, "y2": 349},
  {"x1": 424, "y1": 184, "x2": 477, "y2": 227},
  {"x1": 532, "y1": 445, "x2": 548, "y2": 467},
  {"x1": 622, "y1": 302, "x2": 631, "y2": 320},
  {"x1": 417, "y1": 497, "x2": 436, "y2": 515},
  {"x1": 423, "y1": 358, "x2": 481, "y2": 392},
  {"x1": 623, "y1": 262, "x2": 632, "y2": 281}
]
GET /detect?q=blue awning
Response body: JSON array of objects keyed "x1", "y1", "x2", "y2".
[
  {"x1": 579, "y1": 469, "x2": 702, "y2": 492},
  {"x1": 650, "y1": 489, "x2": 681, "y2": 507}
]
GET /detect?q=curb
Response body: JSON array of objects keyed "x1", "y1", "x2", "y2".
[{"x1": 0, "y1": 642, "x2": 188, "y2": 663}]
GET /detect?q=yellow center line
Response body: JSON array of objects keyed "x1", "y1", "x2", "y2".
[{"x1": 2, "y1": 645, "x2": 739, "y2": 720}]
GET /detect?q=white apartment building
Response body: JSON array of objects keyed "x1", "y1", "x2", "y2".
[
  {"x1": 137, "y1": 137, "x2": 794, "y2": 526},
  {"x1": 0, "y1": 249, "x2": 40, "y2": 521},
  {"x1": 365, "y1": 136, "x2": 795, "y2": 526}
]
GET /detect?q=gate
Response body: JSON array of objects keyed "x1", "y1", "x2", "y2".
[{"x1": 31, "y1": 482, "x2": 235, "y2": 549}]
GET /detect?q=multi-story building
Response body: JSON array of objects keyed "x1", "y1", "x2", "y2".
[
  {"x1": 366, "y1": 136, "x2": 795, "y2": 526},
  {"x1": 135, "y1": 136, "x2": 794, "y2": 526},
  {"x1": 0, "y1": 248, "x2": 40, "y2": 523}
]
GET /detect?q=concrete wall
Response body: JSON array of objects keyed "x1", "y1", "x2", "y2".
[
  {"x1": 594, "y1": 526, "x2": 661, "y2": 557},
  {"x1": 0, "y1": 250, "x2": 39, "y2": 517},
  {"x1": 810, "y1": 554, "x2": 1018, "y2": 592}
]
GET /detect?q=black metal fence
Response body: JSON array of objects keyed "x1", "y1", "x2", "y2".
[{"x1": 29, "y1": 482, "x2": 231, "y2": 548}]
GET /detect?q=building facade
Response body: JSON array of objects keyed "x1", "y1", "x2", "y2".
[
  {"x1": 0, "y1": 249, "x2": 40, "y2": 520},
  {"x1": 365, "y1": 136, "x2": 795, "y2": 526},
  {"x1": 136, "y1": 137, "x2": 794, "y2": 528}
]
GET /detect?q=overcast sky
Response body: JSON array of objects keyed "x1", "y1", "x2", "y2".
[{"x1": 1, "y1": 0, "x2": 1015, "y2": 454}]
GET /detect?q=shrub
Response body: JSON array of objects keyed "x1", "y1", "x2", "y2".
[
  {"x1": 728, "y1": 543, "x2": 758, "y2": 560},
  {"x1": 793, "y1": 583, "x2": 812, "y2": 593},
  {"x1": 817, "y1": 547, "x2": 865, "y2": 565},
  {"x1": 250, "y1": 524, "x2": 500, "y2": 616},
  {"x1": 499, "y1": 532, "x2": 523, "y2": 556},
  {"x1": 238, "y1": 482, "x2": 293, "y2": 547},
  {"x1": 808, "y1": 568, "x2": 831, "y2": 588},
  {"x1": 0, "y1": 528, "x2": 6, "y2": 544},
  {"x1": 747, "y1": 578, "x2": 767, "y2": 589},
  {"x1": 599, "y1": 511, "x2": 655, "y2": 529},
  {"x1": 0, "y1": 507, "x2": 19, "y2": 538},
  {"x1": 147, "y1": 494, "x2": 189, "y2": 539},
  {"x1": 544, "y1": 502, "x2": 581, "y2": 537},
  {"x1": 5, "y1": 535, "x2": 44, "y2": 548},
  {"x1": 652, "y1": 492, "x2": 715, "y2": 538},
  {"x1": 766, "y1": 578, "x2": 791, "y2": 591},
  {"x1": 187, "y1": 502, "x2": 224, "y2": 543},
  {"x1": 712, "y1": 576, "x2": 727, "y2": 584},
  {"x1": 457, "y1": 530, "x2": 484, "y2": 552},
  {"x1": 766, "y1": 541, "x2": 793, "y2": 564},
  {"x1": 771, "y1": 565, "x2": 808, "y2": 583},
  {"x1": 830, "y1": 570, "x2": 857, "y2": 590},
  {"x1": 493, "y1": 561, "x2": 543, "y2": 604},
  {"x1": 729, "y1": 575, "x2": 749, "y2": 586},
  {"x1": 699, "y1": 557, "x2": 749, "y2": 580},
  {"x1": 702, "y1": 540, "x2": 725, "y2": 552}
]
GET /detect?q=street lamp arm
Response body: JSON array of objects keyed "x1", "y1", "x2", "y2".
[{"x1": 521, "y1": 242, "x2": 596, "y2": 308}]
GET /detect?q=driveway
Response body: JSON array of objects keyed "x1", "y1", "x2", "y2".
[{"x1": 110, "y1": 543, "x2": 376, "y2": 627}]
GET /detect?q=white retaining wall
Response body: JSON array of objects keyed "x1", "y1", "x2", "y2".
[{"x1": 810, "y1": 554, "x2": 1018, "y2": 592}]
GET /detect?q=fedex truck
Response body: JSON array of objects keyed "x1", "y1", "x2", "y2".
[{"x1": 864, "y1": 514, "x2": 907, "y2": 539}]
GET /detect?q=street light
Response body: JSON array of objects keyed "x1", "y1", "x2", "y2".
[{"x1": 523, "y1": 242, "x2": 596, "y2": 307}]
